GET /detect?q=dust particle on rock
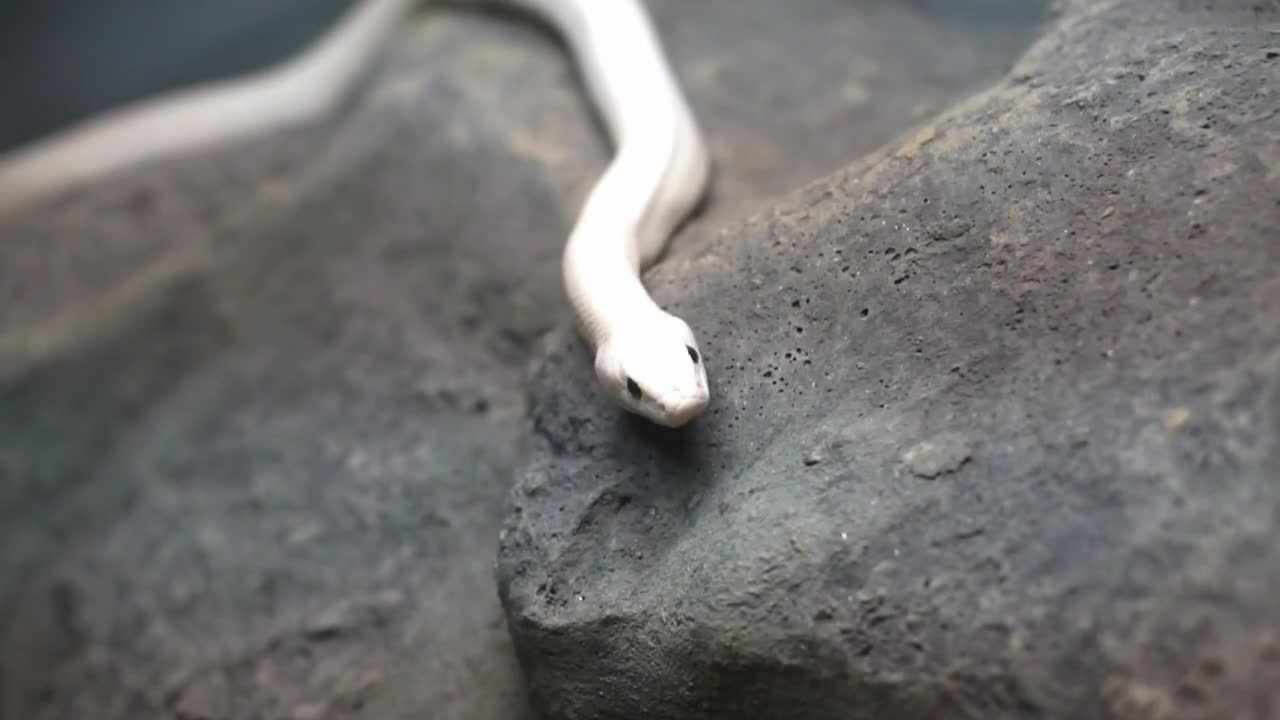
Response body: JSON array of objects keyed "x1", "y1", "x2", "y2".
[
  {"x1": 902, "y1": 433, "x2": 974, "y2": 479},
  {"x1": 292, "y1": 703, "x2": 328, "y2": 720},
  {"x1": 304, "y1": 602, "x2": 356, "y2": 640},
  {"x1": 1162, "y1": 407, "x2": 1192, "y2": 432},
  {"x1": 172, "y1": 674, "x2": 229, "y2": 720}
]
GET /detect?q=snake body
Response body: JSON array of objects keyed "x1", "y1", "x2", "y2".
[
  {"x1": 517, "y1": 0, "x2": 713, "y2": 427},
  {"x1": 0, "y1": 0, "x2": 713, "y2": 427}
]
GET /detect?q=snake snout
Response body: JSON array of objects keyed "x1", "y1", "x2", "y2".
[{"x1": 654, "y1": 389, "x2": 709, "y2": 428}]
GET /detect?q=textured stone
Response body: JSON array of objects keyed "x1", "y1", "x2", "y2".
[
  {"x1": 498, "y1": 1, "x2": 1280, "y2": 719},
  {"x1": 0, "y1": 1, "x2": 1046, "y2": 719}
]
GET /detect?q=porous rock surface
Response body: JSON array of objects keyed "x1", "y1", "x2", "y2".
[
  {"x1": 498, "y1": 1, "x2": 1280, "y2": 718},
  {"x1": 0, "y1": 1, "x2": 1048, "y2": 719}
]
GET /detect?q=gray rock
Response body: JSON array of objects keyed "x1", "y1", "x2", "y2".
[
  {"x1": 0, "y1": 1, "x2": 1046, "y2": 719},
  {"x1": 498, "y1": 1, "x2": 1280, "y2": 719}
]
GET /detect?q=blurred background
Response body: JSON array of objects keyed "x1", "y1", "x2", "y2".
[{"x1": 1, "y1": 0, "x2": 361, "y2": 154}]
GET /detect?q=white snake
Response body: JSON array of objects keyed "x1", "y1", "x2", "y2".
[{"x1": 0, "y1": 0, "x2": 713, "y2": 427}]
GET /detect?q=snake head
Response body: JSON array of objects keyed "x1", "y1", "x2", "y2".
[{"x1": 594, "y1": 315, "x2": 709, "y2": 428}]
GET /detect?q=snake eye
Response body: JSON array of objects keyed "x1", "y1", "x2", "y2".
[
  {"x1": 686, "y1": 346, "x2": 700, "y2": 363},
  {"x1": 626, "y1": 377, "x2": 642, "y2": 400}
]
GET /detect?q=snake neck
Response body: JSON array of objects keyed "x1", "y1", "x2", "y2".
[
  {"x1": 503, "y1": 0, "x2": 709, "y2": 381},
  {"x1": 562, "y1": 214, "x2": 666, "y2": 351}
]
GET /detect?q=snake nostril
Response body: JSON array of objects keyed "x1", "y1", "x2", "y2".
[{"x1": 626, "y1": 377, "x2": 642, "y2": 400}]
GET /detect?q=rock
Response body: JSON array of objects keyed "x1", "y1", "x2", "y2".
[
  {"x1": 498, "y1": 1, "x2": 1280, "y2": 719},
  {"x1": 0, "y1": 1, "x2": 1047, "y2": 719}
]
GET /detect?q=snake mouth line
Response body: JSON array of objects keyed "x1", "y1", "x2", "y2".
[{"x1": 653, "y1": 395, "x2": 709, "y2": 426}]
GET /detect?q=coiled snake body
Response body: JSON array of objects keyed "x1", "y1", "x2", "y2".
[{"x1": 0, "y1": 0, "x2": 713, "y2": 427}]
